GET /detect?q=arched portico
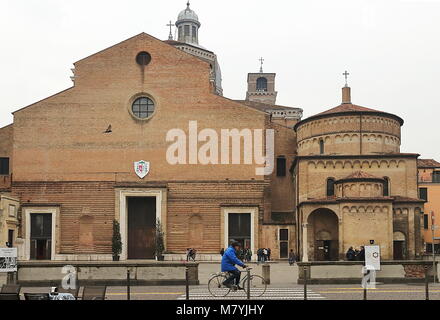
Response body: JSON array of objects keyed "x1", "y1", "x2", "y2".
[
  {"x1": 393, "y1": 231, "x2": 406, "y2": 260},
  {"x1": 306, "y1": 208, "x2": 340, "y2": 261}
]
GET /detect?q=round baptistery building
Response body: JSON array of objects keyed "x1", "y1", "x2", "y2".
[{"x1": 295, "y1": 87, "x2": 404, "y2": 156}]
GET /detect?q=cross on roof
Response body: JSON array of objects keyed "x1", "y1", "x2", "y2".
[
  {"x1": 259, "y1": 57, "x2": 264, "y2": 73},
  {"x1": 343, "y1": 70, "x2": 350, "y2": 87},
  {"x1": 167, "y1": 20, "x2": 174, "y2": 40}
]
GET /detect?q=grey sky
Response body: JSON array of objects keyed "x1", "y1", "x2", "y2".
[{"x1": 1, "y1": 0, "x2": 439, "y2": 159}]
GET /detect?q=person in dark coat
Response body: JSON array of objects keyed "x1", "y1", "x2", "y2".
[
  {"x1": 257, "y1": 248, "x2": 262, "y2": 264},
  {"x1": 288, "y1": 250, "x2": 296, "y2": 266},
  {"x1": 357, "y1": 246, "x2": 365, "y2": 261},
  {"x1": 220, "y1": 248, "x2": 225, "y2": 256},
  {"x1": 346, "y1": 247, "x2": 356, "y2": 261}
]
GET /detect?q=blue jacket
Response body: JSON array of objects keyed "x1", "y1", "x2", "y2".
[{"x1": 221, "y1": 246, "x2": 245, "y2": 272}]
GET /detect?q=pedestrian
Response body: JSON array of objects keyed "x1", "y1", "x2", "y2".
[
  {"x1": 247, "y1": 248, "x2": 252, "y2": 262},
  {"x1": 288, "y1": 249, "x2": 296, "y2": 266},
  {"x1": 267, "y1": 248, "x2": 271, "y2": 261},
  {"x1": 257, "y1": 248, "x2": 262, "y2": 264},
  {"x1": 186, "y1": 248, "x2": 191, "y2": 262},
  {"x1": 357, "y1": 246, "x2": 365, "y2": 261},
  {"x1": 263, "y1": 248, "x2": 268, "y2": 262},
  {"x1": 220, "y1": 248, "x2": 225, "y2": 256},
  {"x1": 346, "y1": 247, "x2": 356, "y2": 261}
]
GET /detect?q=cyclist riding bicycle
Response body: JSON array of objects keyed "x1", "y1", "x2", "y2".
[{"x1": 221, "y1": 241, "x2": 247, "y2": 291}]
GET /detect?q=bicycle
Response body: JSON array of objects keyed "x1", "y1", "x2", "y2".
[{"x1": 208, "y1": 268, "x2": 267, "y2": 297}]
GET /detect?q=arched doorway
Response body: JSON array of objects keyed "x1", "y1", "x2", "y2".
[
  {"x1": 307, "y1": 209, "x2": 339, "y2": 261},
  {"x1": 393, "y1": 231, "x2": 406, "y2": 260}
]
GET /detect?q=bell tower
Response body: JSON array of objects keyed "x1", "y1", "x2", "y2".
[{"x1": 246, "y1": 58, "x2": 278, "y2": 105}]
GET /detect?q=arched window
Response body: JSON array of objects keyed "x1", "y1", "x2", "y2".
[
  {"x1": 319, "y1": 139, "x2": 325, "y2": 155},
  {"x1": 256, "y1": 77, "x2": 268, "y2": 92},
  {"x1": 383, "y1": 177, "x2": 390, "y2": 196},
  {"x1": 326, "y1": 178, "x2": 335, "y2": 197}
]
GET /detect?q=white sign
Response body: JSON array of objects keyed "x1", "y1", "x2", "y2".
[
  {"x1": 365, "y1": 245, "x2": 381, "y2": 271},
  {"x1": 134, "y1": 160, "x2": 150, "y2": 179},
  {"x1": 0, "y1": 248, "x2": 18, "y2": 272}
]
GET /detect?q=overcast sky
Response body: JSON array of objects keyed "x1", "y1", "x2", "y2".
[{"x1": 1, "y1": 0, "x2": 439, "y2": 159}]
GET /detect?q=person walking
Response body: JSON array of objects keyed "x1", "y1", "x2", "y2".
[
  {"x1": 267, "y1": 248, "x2": 271, "y2": 261},
  {"x1": 288, "y1": 249, "x2": 296, "y2": 266},
  {"x1": 220, "y1": 248, "x2": 225, "y2": 257}
]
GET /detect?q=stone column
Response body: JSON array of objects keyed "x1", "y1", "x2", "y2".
[
  {"x1": 338, "y1": 218, "x2": 344, "y2": 261},
  {"x1": 302, "y1": 223, "x2": 309, "y2": 262},
  {"x1": 408, "y1": 207, "x2": 416, "y2": 259}
]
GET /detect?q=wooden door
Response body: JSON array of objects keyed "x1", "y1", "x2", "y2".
[
  {"x1": 128, "y1": 197, "x2": 156, "y2": 259},
  {"x1": 329, "y1": 240, "x2": 339, "y2": 261},
  {"x1": 315, "y1": 240, "x2": 325, "y2": 261}
]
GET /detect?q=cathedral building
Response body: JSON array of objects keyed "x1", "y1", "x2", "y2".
[
  {"x1": 0, "y1": 3, "x2": 423, "y2": 262},
  {"x1": 0, "y1": 3, "x2": 302, "y2": 261}
]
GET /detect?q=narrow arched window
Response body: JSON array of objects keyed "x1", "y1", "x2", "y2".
[
  {"x1": 383, "y1": 177, "x2": 390, "y2": 196},
  {"x1": 327, "y1": 178, "x2": 335, "y2": 197},
  {"x1": 319, "y1": 139, "x2": 325, "y2": 155},
  {"x1": 256, "y1": 77, "x2": 268, "y2": 92}
]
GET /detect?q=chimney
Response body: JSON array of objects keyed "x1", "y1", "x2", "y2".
[{"x1": 342, "y1": 86, "x2": 351, "y2": 104}]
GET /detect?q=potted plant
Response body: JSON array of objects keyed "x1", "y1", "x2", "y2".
[
  {"x1": 155, "y1": 219, "x2": 165, "y2": 261},
  {"x1": 112, "y1": 220, "x2": 122, "y2": 261}
]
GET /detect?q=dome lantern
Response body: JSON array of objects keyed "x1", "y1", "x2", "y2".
[{"x1": 176, "y1": 1, "x2": 201, "y2": 45}]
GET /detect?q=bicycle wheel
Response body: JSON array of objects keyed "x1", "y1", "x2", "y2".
[
  {"x1": 243, "y1": 275, "x2": 267, "y2": 297},
  {"x1": 208, "y1": 275, "x2": 231, "y2": 297}
]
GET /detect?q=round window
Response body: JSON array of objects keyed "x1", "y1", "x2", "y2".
[
  {"x1": 131, "y1": 97, "x2": 155, "y2": 119},
  {"x1": 136, "y1": 52, "x2": 151, "y2": 66}
]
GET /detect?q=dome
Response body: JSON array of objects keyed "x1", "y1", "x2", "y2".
[{"x1": 177, "y1": 2, "x2": 199, "y2": 23}]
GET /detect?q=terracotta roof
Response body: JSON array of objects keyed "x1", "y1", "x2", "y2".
[
  {"x1": 299, "y1": 195, "x2": 424, "y2": 206},
  {"x1": 335, "y1": 171, "x2": 385, "y2": 184},
  {"x1": 343, "y1": 171, "x2": 382, "y2": 180},
  {"x1": 294, "y1": 102, "x2": 404, "y2": 130},
  {"x1": 392, "y1": 196, "x2": 426, "y2": 203},
  {"x1": 316, "y1": 103, "x2": 380, "y2": 116},
  {"x1": 299, "y1": 196, "x2": 394, "y2": 205},
  {"x1": 418, "y1": 159, "x2": 440, "y2": 168}
]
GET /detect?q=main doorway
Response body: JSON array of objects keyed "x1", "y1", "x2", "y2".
[
  {"x1": 127, "y1": 197, "x2": 156, "y2": 259},
  {"x1": 30, "y1": 213, "x2": 52, "y2": 260}
]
